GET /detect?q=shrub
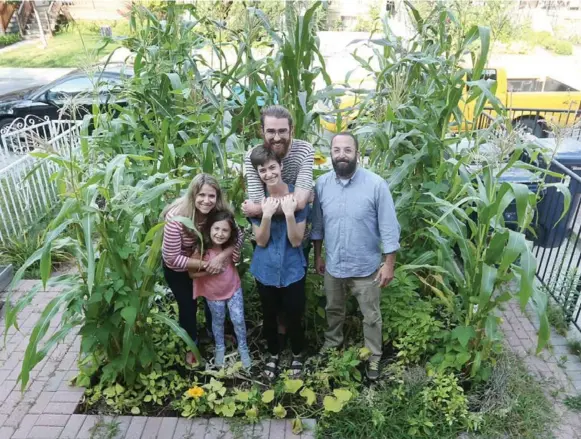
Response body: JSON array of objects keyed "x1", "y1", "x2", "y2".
[
  {"x1": 547, "y1": 302, "x2": 570, "y2": 336},
  {"x1": 0, "y1": 217, "x2": 72, "y2": 279},
  {"x1": 554, "y1": 40, "x2": 573, "y2": 55},
  {"x1": 0, "y1": 34, "x2": 21, "y2": 48}
]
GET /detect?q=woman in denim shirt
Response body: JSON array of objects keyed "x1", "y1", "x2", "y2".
[{"x1": 248, "y1": 146, "x2": 309, "y2": 379}]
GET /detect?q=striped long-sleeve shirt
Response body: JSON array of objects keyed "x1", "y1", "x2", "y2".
[
  {"x1": 244, "y1": 139, "x2": 314, "y2": 203},
  {"x1": 162, "y1": 206, "x2": 243, "y2": 272}
]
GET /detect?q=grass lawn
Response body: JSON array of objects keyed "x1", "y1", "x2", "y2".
[{"x1": 0, "y1": 32, "x2": 118, "y2": 68}]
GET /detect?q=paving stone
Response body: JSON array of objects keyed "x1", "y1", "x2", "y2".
[
  {"x1": 125, "y1": 417, "x2": 147, "y2": 439},
  {"x1": 190, "y1": 418, "x2": 208, "y2": 439},
  {"x1": 172, "y1": 418, "x2": 193, "y2": 439},
  {"x1": 28, "y1": 391, "x2": 55, "y2": 414},
  {"x1": 42, "y1": 402, "x2": 78, "y2": 415},
  {"x1": 141, "y1": 417, "x2": 163, "y2": 439},
  {"x1": 110, "y1": 416, "x2": 133, "y2": 439},
  {"x1": 0, "y1": 391, "x2": 23, "y2": 415},
  {"x1": 56, "y1": 371, "x2": 79, "y2": 391},
  {"x1": 76, "y1": 416, "x2": 100, "y2": 439},
  {"x1": 28, "y1": 426, "x2": 63, "y2": 439},
  {"x1": 205, "y1": 418, "x2": 224, "y2": 439},
  {"x1": 11, "y1": 414, "x2": 39, "y2": 439},
  {"x1": 50, "y1": 390, "x2": 84, "y2": 403},
  {"x1": 284, "y1": 420, "x2": 301, "y2": 438},
  {"x1": 59, "y1": 414, "x2": 86, "y2": 439},
  {"x1": 564, "y1": 357, "x2": 581, "y2": 372},
  {"x1": 270, "y1": 419, "x2": 286, "y2": 439},
  {"x1": 552, "y1": 344, "x2": 572, "y2": 356},
  {"x1": 301, "y1": 419, "x2": 316, "y2": 439},
  {"x1": 0, "y1": 413, "x2": 8, "y2": 427},
  {"x1": 551, "y1": 334, "x2": 570, "y2": 347},
  {"x1": 37, "y1": 360, "x2": 60, "y2": 380},
  {"x1": 0, "y1": 369, "x2": 10, "y2": 385},
  {"x1": 35, "y1": 414, "x2": 70, "y2": 427},
  {"x1": 253, "y1": 420, "x2": 270, "y2": 438},
  {"x1": 44, "y1": 371, "x2": 67, "y2": 392},
  {"x1": 0, "y1": 426, "x2": 16, "y2": 438},
  {"x1": 157, "y1": 417, "x2": 178, "y2": 438},
  {"x1": 4, "y1": 402, "x2": 33, "y2": 427}
]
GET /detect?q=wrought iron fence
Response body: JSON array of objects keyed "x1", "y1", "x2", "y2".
[
  {"x1": 0, "y1": 115, "x2": 78, "y2": 159},
  {"x1": 0, "y1": 118, "x2": 81, "y2": 244},
  {"x1": 533, "y1": 159, "x2": 581, "y2": 332},
  {"x1": 475, "y1": 107, "x2": 581, "y2": 140}
]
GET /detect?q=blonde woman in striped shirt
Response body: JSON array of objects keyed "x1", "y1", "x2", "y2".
[{"x1": 162, "y1": 173, "x2": 243, "y2": 365}]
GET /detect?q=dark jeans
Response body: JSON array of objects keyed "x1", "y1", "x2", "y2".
[
  {"x1": 257, "y1": 277, "x2": 306, "y2": 356},
  {"x1": 163, "y1": 264, "x2": 213, "y2": 344}
]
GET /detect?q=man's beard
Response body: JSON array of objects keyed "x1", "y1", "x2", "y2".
[
  {"x1": 332, "y1": 157, "x2": 357, "y2": 177},
  {"x1": 265, "y1": 137, "x2": 291, "y2": 159}
]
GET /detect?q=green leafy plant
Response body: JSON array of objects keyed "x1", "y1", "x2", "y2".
[
  {"x1": 547, "y1": 302, "x2": 570, "y2": 336},
  {"x1": 0, "y1": 218, "x2": 72, "y2": 279},
  {"x1": 564, "y1": 395, "x2": 581, "y2": 411},
  {"x1": 568, "y1": 338, "x2": 581, "y2": 358},
  {"x1": 0, "y1": 34, "x2": 21, "y2": 48}
]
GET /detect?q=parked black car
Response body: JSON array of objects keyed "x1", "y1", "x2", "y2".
[{"x1": 0, "y1": 64, "x2": 132, "y2": 134}]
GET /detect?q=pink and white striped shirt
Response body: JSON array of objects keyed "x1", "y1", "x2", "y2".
[{"x1": 162, "y1": 206, "x2": 243, "y2": 272}]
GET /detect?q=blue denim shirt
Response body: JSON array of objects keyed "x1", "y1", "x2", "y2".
[
  {"x1": 250, "y1": 185, "x2": 309, "y2": 287},
  {"x1": 311, "y1": 167, "x2": 400, "y2": 279}
]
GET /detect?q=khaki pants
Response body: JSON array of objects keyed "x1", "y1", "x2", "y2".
[{"x1": 323, "y1": 271, "x2": 382, "y2": 361}]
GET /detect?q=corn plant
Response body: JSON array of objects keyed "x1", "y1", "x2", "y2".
[
  {"x1": 3, "y1": 120, "x2": 203, "y2": 389},
  {"x1": 348, "y1": 1, "x2": 555, "y2": 379},
  {"x1": 254, "y1": 0, "x2": 331, "y2": 140}
]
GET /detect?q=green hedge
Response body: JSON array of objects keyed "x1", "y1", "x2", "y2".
[{"x1": 0, "y1": 33, "x2": 21, "y2": 48}]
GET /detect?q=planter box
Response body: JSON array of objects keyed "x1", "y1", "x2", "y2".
[{"x1": 0, "y1": 265, "x2": 13, "y2": 292}]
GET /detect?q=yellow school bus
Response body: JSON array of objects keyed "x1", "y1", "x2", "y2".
[{"x1": 320, "y1": 67, "x2": 581, "y2": 137}]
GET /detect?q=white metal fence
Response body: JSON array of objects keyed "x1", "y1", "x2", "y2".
[{"x1": 0, "y1": 117, "x2": 81, "y2": 244}]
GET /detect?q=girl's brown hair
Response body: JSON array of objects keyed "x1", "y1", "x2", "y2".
[{"x1": 204, "y1": 209, "x2": 238, "y2": 249}]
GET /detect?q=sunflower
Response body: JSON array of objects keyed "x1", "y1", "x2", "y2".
[
  {"x1": 314, "y1": 152, "x2": 326, "y2": 166},
  {"x1": 186, "y1": 386, "x2": 205, "y2": 399}
]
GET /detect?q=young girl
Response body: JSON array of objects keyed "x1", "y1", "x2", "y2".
[{"x1": 189, "y1": 209, "x2": 251, "y2": 369}]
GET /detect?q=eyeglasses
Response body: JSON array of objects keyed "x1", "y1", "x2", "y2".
[{"x1": 264, "y1": 129, "x2": 290, "y2": 139}]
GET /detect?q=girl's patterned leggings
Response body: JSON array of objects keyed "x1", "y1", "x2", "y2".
[{"x1": 206, "y1": 287, "x2": 248, "y2": 352}]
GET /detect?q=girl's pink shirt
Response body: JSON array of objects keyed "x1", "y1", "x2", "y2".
[{"x1": 193, "y1": 248, "x2": 241, "y2": 301}]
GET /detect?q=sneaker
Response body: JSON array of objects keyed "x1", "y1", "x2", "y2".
[
  {"x1": 215, "y1": 347, "x2": 225, "y2": 368},
  {"x1": 366, "y1": 359, "x2": 380, "y2": 381},
  {"x1": 239, "y1": 348, "x2": 252, "y2": 370}
]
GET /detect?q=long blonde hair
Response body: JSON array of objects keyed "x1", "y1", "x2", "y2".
[{"x1": 162, "y1": 173, "x2": 228, "y2": 233}]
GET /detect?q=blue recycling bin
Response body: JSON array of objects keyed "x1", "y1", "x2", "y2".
[{"x1": 533, "y1": 138, "x2": 581, "y2": 248}]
